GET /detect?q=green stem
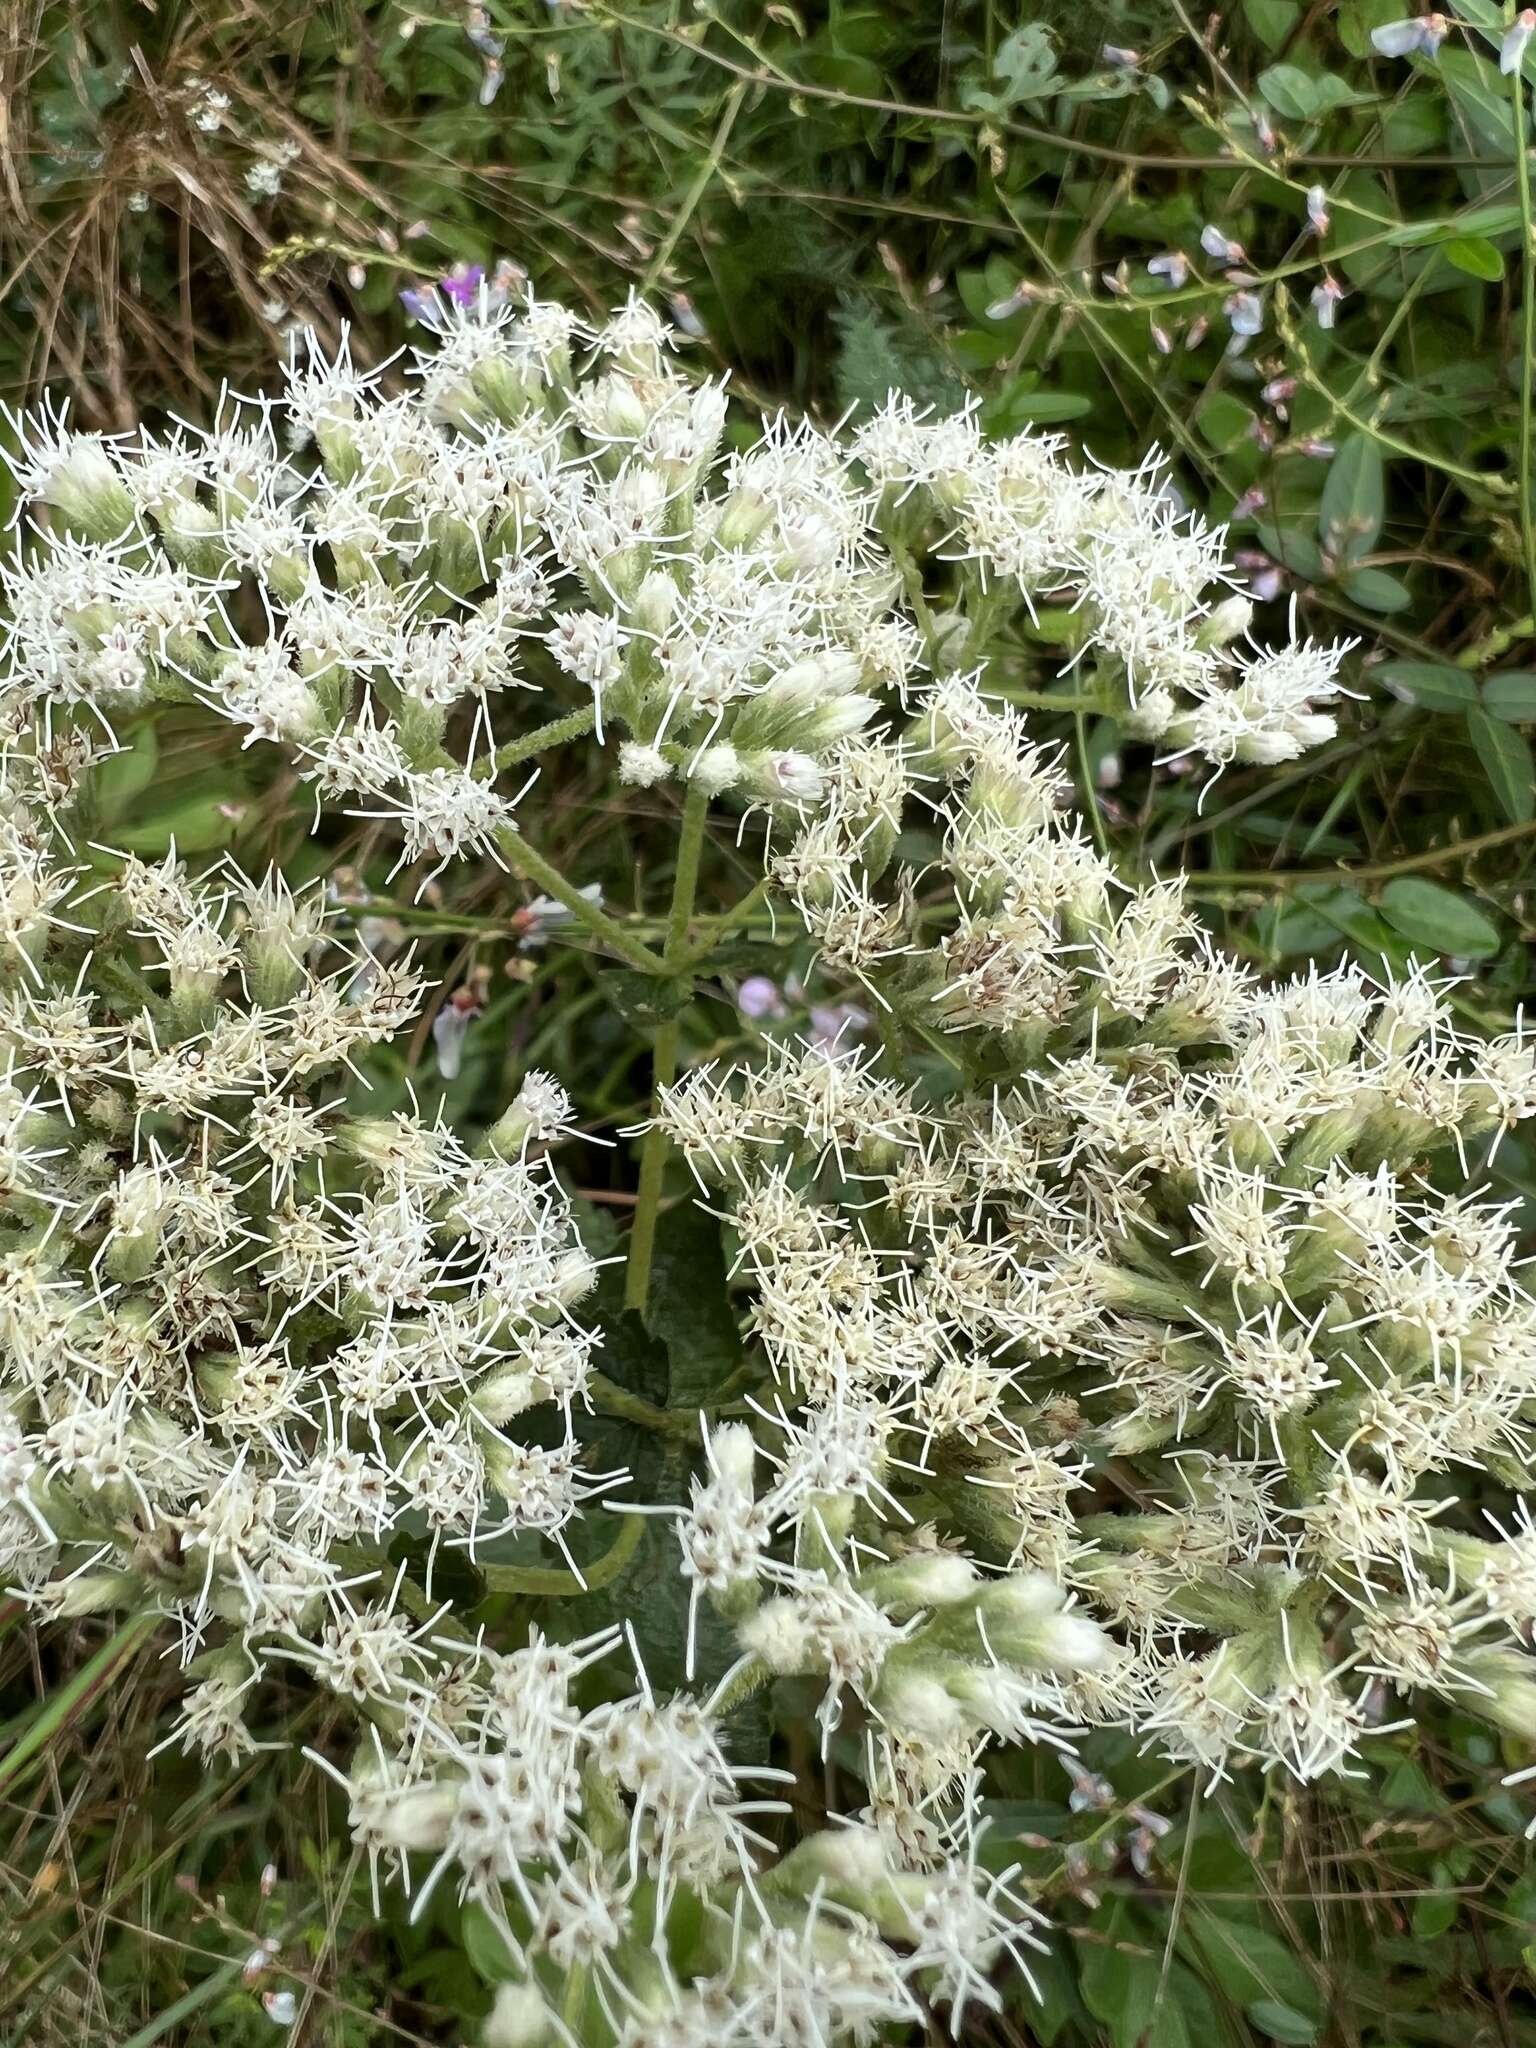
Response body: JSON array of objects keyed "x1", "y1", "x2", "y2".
[
  {"x1": 643, "y1": 82, "x2": 748, "y2": 290},
  {"x1": 682, "y1": 874, "x2": 771, "y2": 968},
  {"x1": 1004, "y1": 688, "x2": 1114, "y2": 714},
  {"x1": 0, "y1": 1611, "x2": 157, "y2": 1796},
  {"x1": 496, "y1": 825, "x2": 668, "y2": 976},
  {"x1": 625, "y1": 782, "x2": 710, "y2": 1313},
  {"x1": 710, "y1": 1655, "x2": 772, "y2": 1715},
  {"x1": 588, "y1": 1370, "x2": 695, "y2": 1439},
  {"x1": 480, "y1": 1511, "x2": 646, "y2": 1596},
  {"x1": 1194, "y1": 815, "x2": 1536, "y2": 890},
  {"x1": 1511, "y1": 34, "x2": 1536, "y2": 620},
  {"x1": 1075, "y1": 706, "x2": 1109, "y2": 857},
  {"x1": 476, "y1": 703, "x2": 597, "y2": 781}
]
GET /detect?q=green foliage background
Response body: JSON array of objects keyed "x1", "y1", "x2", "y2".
[{"x1": 2, "y1": 1, "x2": 1536, "y2": 2042}]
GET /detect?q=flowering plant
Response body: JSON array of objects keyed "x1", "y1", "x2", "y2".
[{"x1": 1, "y1": 290, "x2": 1531, "y2": 2042}]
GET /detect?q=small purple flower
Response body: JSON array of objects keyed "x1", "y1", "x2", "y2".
[
  {"x1": 1200, "y1": 223, "x2": 1246, "y2": 266},
  {"x1": 809, "y1": 1001, "x2": 870, "y2": 1050},
  {"x1": 738, "y1": 975, "x2": 789, "y2": 1023},
  {"x1": 432, "y1": 988, "x2": 483, "y2": 1081},
  {"x1": 440, "y1": 264, "x2": 486, "y2": 308}
]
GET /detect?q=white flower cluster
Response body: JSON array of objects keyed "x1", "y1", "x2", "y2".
[
  {"x1": 0, "y1": 831, "x2": 612, "y2": 1690},
  {"x1": 0, "y1": 292, "x2": 1512, "y2": 2036},
  {"x1": 656, "y1": 673, "x2": 1536, "y2": 1797},
  {"x1": 851, "y1": 400, "x2": 1351, "y2": 768},
  {"x1": 0, "y1": 764, "x2": 1069, "y2": 2036},
  {"x1": 1, "y1": 287, "x2": 1347, "y2": 856},
  {"x1": 328, "y1": 1618, "x2": 1047, "y2": 2046}
]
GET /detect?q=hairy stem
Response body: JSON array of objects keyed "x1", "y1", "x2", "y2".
[
  {"x1": 624, "y1": 781, "x2": 710, "y2": 1313},
  {"x1": 497, "y1": 825, "x2": 668, "y2": 975},
  {"x1": 476, "y1": 702, "x2": 597, "y2": 781}
]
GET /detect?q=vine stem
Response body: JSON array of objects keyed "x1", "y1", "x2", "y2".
[
  {"x1": 624, "y1": 781, "x2": 710, "y2": 1312},
  {"x1": 1194, "y1": 815, "x2": 1536, "y2": 890},
  {"x1": 1511, "y1": 28, "x2": 1536, "y2": 621}
]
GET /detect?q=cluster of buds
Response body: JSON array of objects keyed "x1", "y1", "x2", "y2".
[
  {"x1": 1, "y1": 291, "x2": 1520, "y2": 2036},
  {"x1": 657, "y1": 671, "x2": 1536, "y2": 1797},
  {"x1": 852, "y1": 400, "x2": 1351, "y2": 768},
  {"x1": 1, "y1": 288, "x2": 1347, "y2": 874},
  {"x1": 321, "y1": 1616, "x2": 1053, "y2": 2047},
  {"x1": 0, "y1": 765, "x2": 613, "y2": 1750}
]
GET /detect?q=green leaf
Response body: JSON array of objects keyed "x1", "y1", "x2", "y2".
[
  {"x1": 1320, "y1": 433, "x2": 1385, "y2": 567},
  {"x1": 645, "y1": 1198, "x2": 744, "y2": 1408},
  {"x1": 1243, "y1": 0, "x2": 1301, "y2": 50},
  {"x1": 1439, "y1": 46, "x2": 1519, "y2": 157},
  {"x1": 1080, "y1": 1903, "x2": 1164, "y2": 2048},
  {"x1": 1379, "y1": 877, "x2": 1502, "y2": 957},
  {"x1": 109, "y1": 794, "x2": 246, "y2": 856},
  {"x1": 459, "y1": 1902, "x2": 521, "y2": 1984},
  {"x1": 982, "y1": 378, "x2": 1093, "y2": 429},
  {"x1": 1378, "y1": 660, "x2": 1478, "y2": 710},
  {"x1": 1388, "y1": 202, "x2": 1521, "y2": 247},
  {"x1": 1411, "y1": 1885, "x2": 1459, "y2": 1940},
  {"x1": 1255, "y1": 521, "x2": 1326, "y2": 581},
  {"x1": 1259, "y1": 63, "x2": 1373, "y2": 119},
  {"x1": 1197, "y1": 392, "x2": 1257, "y2": 451},
  {"x1": 1247, "y1": 2000, "x2": 1319, "y2": 2044},
  {"x1": 1467, "y1": 707, "x2": 1535, "y2": 822},
  {"x1": 1341, "y1": 567, "x2": 1411, "y2": 612},
  {"x1": 1258, "y1": 64, "x2": 1320, "y2": 120},
  {"x1": 89, "y1": 726, "x2": 161, "y2": 818},
  {"x1": 1185, "y1": 1915, "x2": 1321, "y2": 2020},
  {"x1": 1443, "y1": 234, "x2": 1506, "y2": 281},
  {"x1": 598, "y1": 968, "x2": 694, "y2": 1030},
  {"x1": 1484, "y1": 671, "x2": 1536, "y2": 720}
]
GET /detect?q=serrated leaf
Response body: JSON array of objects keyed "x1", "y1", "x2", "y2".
[
  {"x1": 1379, "y1": 877, "x2": 1501, "y2": 957},
  {"x1": 1378, "y1": 660, "x2": 1478, "y2": 710},
  {"x1": 1467, "y1": 706, "x2": 1535, "y2": 821},
  {"x1": 598, "y1": 968, "x2": 694, "y2": 1030},
  {"x1": 645, "y1": 1198, "x2": 744, "y2": 1407}
]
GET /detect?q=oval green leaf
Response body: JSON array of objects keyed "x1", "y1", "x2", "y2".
[
  {"x1": 1484, "y1": 671, "x2": 1536, "y2": 721},
  {"x1": 1467, "y1": 706, "x2": 1535, "y2": 822},
  {"x1": 1379, "y1": 877, "x2": 1501, "y2": 958}
]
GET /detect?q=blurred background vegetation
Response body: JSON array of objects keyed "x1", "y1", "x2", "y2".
[{"x1": 4, "y1": 0, "x2": 1536, "y2": 2041}]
